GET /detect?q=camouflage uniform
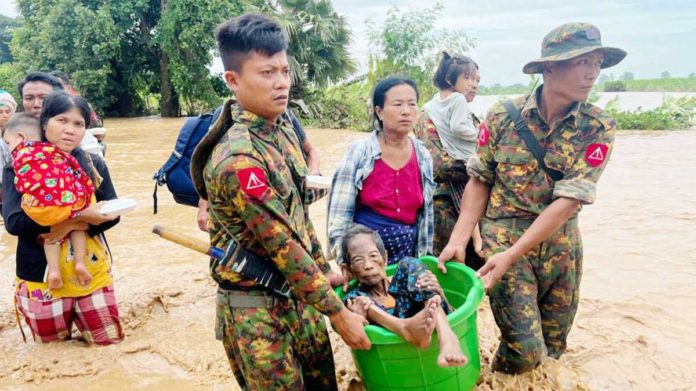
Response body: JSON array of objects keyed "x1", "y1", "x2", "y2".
[
  {"x1": 468, "y1": 87, "x2": 615, "y2": 373},
  {"x1": 191, "y1": 99, "x2": 343, "y2": 390},
  {"x1": 415, "y1": 113, "x2": 484, "y2": 270}
]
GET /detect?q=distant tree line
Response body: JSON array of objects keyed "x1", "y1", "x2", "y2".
[
  {"x1": 0, "y1": 0, "x2": 355, "y2": 117},
  {"x1": 2, "y1": 1, "x2": 693, "y2": 119}
]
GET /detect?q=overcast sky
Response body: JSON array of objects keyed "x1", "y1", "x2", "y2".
[
  {"x1": 331, "y1": 0, "x2": 696, "y2": 85},
  {"x1": 2, "y1": 0, "x2": 695, "y2": 86}
]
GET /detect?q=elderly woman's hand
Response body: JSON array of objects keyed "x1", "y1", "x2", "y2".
[
  {"x1": 346, "y1": 296, "x2": 373, "y2": 317},
  {"x1": 77, "y1": 202, "x2": 119, "y2": 225},
  {"x1": 40, "y1": 220, "x2": 89, "y2": 244},
  {"x1": 416, "y1": 270, "x2": 445, "y2": 298}
]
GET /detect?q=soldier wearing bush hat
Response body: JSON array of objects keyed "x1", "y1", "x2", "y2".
[
  {"x1": 523, "y1": 23, "x2": 626, "y2": 74},
  {"x1": 438, "y1": 22, "x2": 626, "y2": 374}
]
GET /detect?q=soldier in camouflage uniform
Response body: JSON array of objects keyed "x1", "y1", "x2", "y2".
[
  {"x1": 190, "y1": 14, "x2": 370, "y2": 390},
  {"x1": 438, "y1": 23, "x2": 626, "y2": 374}
]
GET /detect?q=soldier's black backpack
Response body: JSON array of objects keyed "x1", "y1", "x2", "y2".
[{"x1": 152, "y1": 107, "x2": 222, "y2": 213}]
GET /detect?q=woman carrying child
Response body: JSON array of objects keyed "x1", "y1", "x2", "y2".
[
  {"x1": 416, "y1": 52, "x2": 484, "y2": 270},
  {"x1": 5, "y1": 112, "x2": 94, "y2": 289},
  {"x1": 1, "y1": 92, "x2": 123, "y2": 345}
]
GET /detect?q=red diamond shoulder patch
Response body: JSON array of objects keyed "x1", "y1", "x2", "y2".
[
  {"x1": 237, "y1": 167, "x2": 268, "y2": 199},
  {"x1": 584, "y1": 143, "x2": 609, "y2": 167},
  {"x1": 478, "y1": 123, "x2": 490, "y2": 146}
]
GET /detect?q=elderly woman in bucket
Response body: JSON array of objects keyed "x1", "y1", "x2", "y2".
[
  {"x1": 328, "y1": 76, "x2": 434, "y2": 266},
  {"x1": 340, "y1": 224, "x2": 467, "y2": 367},
  {"x1": 439, "y1": 23, "x2": 626, "y2": 374}
]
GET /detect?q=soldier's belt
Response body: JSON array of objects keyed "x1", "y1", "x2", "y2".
[{"x1": 217, "y1": 288, "x2": 283, "y2": 308}]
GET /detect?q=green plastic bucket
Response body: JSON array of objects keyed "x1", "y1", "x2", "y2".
[{"x1": 335, "y1": 255, "x2": 484, "y2": 391}]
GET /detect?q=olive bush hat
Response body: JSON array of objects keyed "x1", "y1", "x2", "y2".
[{"x1": 523, "y1": 23, "x2": 627, "y2": 74}]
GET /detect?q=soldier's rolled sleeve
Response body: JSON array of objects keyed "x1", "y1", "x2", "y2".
[
  {"x1": 466, "y1": 155, "x2": 495, "y2": 184},
  {"x1": 218, "y1": 161, "x2": 344, "y2": 316},
  {"x1": 553, "y1": 122, "x2": 615, "y2": 205}
]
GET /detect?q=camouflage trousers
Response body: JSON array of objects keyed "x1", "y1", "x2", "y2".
[
  {"x1": 215, "y1": 289, "x2": 337, "y2": 390},
  {"x1": 432, "y1": 194, "x2": 485, "y2": 270},
  {"x1": 482, "y1": 216, "x2": 582, "y2": 374}
]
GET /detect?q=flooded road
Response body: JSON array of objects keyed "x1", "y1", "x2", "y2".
[{"x1": 1, "y1": 118, "x2": 695, "y2": 390}]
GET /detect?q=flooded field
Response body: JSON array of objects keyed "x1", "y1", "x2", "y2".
[{"x1": 1, "y1": 117, "x2": 695, "y2": 390}]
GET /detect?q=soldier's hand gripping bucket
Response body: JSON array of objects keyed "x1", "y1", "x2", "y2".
[{"x1": 335, "y1": 256, "x2": 484, "y2": 390}]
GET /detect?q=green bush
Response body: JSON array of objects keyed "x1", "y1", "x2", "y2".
[
  {"x1": 598, "y1": 77, "x2": 696, "y2": 92},
  {"x1": 478, "y1": 83, "x2": 532, "y2": 95},
  {"x1": 605, "y1": 95, "x2": 696, "y2": 130},
  {"x1": 0, "y1": 62, "x2": 23, "y2": 102},
  {"x1": 603, "y1": 80, "x2": 626, "y2": 92},
  {"x1": 302, "y1": 80, "x2": 372, "y2": 131}
]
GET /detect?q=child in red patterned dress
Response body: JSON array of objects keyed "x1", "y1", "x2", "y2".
[{"x1": 3, "y1": 113, "x2": 94, "y2": 289}]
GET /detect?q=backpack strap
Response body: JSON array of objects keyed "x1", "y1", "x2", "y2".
[{"x1": 502, "y1": 100, "x2": 564, "y2": 181}]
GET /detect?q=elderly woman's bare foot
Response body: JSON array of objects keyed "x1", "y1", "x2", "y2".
[
  {"x1": 400, "y1": 296, "x2": 440, "y2": 349},
  {"x1": 437, "y1": 328, "x2": 467, "y2": 367}
]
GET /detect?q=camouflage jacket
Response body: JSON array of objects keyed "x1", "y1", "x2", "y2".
[
  {"x1": 190, "y1": 99, "x2": 342, "y2": 316},
  {"x1": 467, "y1": 85, "x2": 615, "y2": 219}
]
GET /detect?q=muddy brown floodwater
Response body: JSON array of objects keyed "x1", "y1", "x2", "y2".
[{"x1": 1, "y1": 118, "x2": 695, "y2": 391}]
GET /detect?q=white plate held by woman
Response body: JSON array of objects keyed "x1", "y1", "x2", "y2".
[
  {"x1": 306, "y1": 175, "x2": 331, "y2": 189},
  {"x1": 100, "y1": 198, "x2": 138, "y2": 215}
]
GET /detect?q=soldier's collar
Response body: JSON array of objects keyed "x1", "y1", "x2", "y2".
[
  {"x1": 232, "y1": 106, "x2": 284, "y2": 139},
  {"x1": 522, "y1": 84, "x2": 582, "y2": 129}
]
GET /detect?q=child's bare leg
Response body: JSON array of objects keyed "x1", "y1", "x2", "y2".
[
  {"x1": 70, "y1": 230, "x2": 92, "y2": 286},
  {"x1": 44, "y1": 243, "x2": 63, "y2": 290},
  {"x1": 435, "y1": 305, "x2": 467, "y2": 367},
  {"x1": 366, "y1": 297, "x2": 440, "y2": 349}
]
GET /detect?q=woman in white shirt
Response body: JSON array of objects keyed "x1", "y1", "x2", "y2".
[{"x1": 416, "y1": 52, "x2": 484, "y2": 269}]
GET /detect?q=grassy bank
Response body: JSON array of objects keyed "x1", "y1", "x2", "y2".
[
  {"x1": 477, "y1": 77, "x2": 696, "y2": 96},
  {"x1": 607, "y1": 95, "x2": 696, "y2": 130},
  {"x1": 621, "y1": 77, "x2": 696, "y2": 92}
]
